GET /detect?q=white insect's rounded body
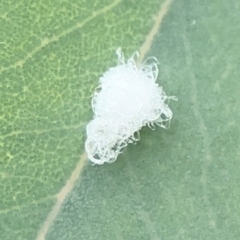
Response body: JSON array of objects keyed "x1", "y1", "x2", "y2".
[{"x1": 85, "y1": 48, "x2": 177, "y2": 165}]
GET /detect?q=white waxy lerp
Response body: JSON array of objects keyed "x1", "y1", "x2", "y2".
[{"x1": 85, "y1": 48, "x2": 177, "y2": 165}]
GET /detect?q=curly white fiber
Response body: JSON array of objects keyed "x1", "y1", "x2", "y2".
[{"x1": 85, "y1": 48, "x2": 177, "y2": 165}]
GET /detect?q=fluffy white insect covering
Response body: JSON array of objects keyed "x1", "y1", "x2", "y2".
[{"x1": 85, "y1": 48, "x2": 177, "y2": 165}]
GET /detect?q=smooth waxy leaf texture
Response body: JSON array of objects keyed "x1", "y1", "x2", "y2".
[
  {"x1": 1, "y1": 0, "x2": 240, "y2": 239},
  {"x1": 47, "y1": 1, "x2": 240, "y2": 240}
]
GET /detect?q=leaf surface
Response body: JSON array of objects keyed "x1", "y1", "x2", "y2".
[
  {"x1": 0, "y1": 0, "x2": 165, "y2": 239},
  {"x1": 1, "y1": 0, "x2": 240, "y2": 240}
]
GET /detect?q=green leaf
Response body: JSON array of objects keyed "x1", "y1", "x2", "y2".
[
  {"x1": 46, "y1": 0, "x2": 240, "y2": 240},
  {"x1": 0, "y1": 0, "x2": 166, "y2": 239},
  {"x1": 1, "y1": 0, "x2": 240, "y2": 239}
]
